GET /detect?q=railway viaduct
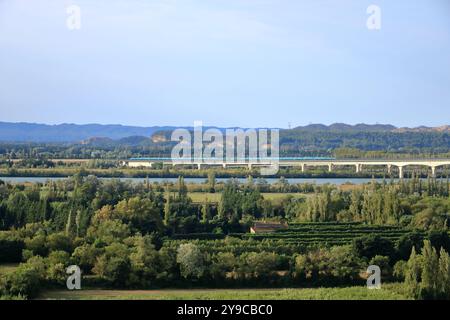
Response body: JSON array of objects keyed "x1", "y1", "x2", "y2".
[{"x1": 122, "y1": 158, "x2": 450, "y2": 178}]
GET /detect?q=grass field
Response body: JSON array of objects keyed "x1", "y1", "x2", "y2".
[
  {"x1": 39, "y1": 284, "x2": 409, "y2": 300},
  {"x1": 0, "y1": 264, "x2": 19, "y2": 276},
  {"x1": 187, "y1": 192, "x2": 306, "y2": 203}
]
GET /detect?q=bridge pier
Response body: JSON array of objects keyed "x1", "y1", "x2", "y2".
[
  {"x1": 126, "y1": 159, "x2": 450, "y2": 176},
  {"x1": 398, "y1": 166, "x2": 404, "y2": 179},
  {"x1": 431, "y1": 166, "x2": 437, "y2": 177}
]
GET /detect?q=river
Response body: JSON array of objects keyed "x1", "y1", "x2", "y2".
[{"x1": 0, "y1": 176, "x2": 399, "y2": 185}]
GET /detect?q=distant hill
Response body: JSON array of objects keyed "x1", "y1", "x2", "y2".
[
  {"x1": 0, "y1": 121, "x2": 449, "y2": 143},
  {"x1": 80, "y1": 137, "x2": 114, "y2": 145},
  {"x1": 292, "y1": 123, "x2": 397, "y2": 132},
  {"x1": 118, "y1": 136, "x2": 153, "y2": 145},
  {"x1": 394, "y1": 125, "x2": 450, "y2": 133},
  {"x1": 0, "y1": 122, "x2": 177, "y2": 142}
]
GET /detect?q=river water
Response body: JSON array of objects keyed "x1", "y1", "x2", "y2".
[{"x1": 0, "y1": 176, "x2": 399, "y2": 185}]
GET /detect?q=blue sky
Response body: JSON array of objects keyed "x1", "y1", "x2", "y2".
[{"x1": 0, "y1": 0, "x2": 449, "y2": 128}]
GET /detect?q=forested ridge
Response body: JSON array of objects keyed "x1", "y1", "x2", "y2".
[{"x1": 1, "y1": 126, "x2": 450, "y2": 160}]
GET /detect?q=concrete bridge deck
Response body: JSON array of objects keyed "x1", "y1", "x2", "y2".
[{"x1": 122, "y1": 158, "x2": 450, "y2": 178}]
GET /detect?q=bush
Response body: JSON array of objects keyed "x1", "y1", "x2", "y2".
[
  {"x1": 396, "y1": 232, "x2": 423, "y2": 261},
  {"x1": 1, "y1": 257, "x2": 46, "y2": 299},
  {"x1": 428, "y1": 231, "x2": 450, "y2": 252},
  {"x1": 176, "y1": 243, "x2": 205, "y2": 279},
  {"x1": 369, "y1": 255, "x2": 392, "y2": 280},
  {"x1": 352, "y1": 235, "x2": 396, "y2": 262},
  {"x1": 92, "y1": 242, "x2": 131, "y2": 287},
  {"x1": 393, "y1": 260, "x2": 407, "y2": 281},
  {"x1": 24, "y1": 235, "x2": 48, "y2": 257},
  {"x1": 295, "y1": 246, "x2": 363, "y2": 285},
  {"x1": 72, "y1": 244, "x2": 102, "y2": 273},
  {"x1": 46, "y1": 233, "x2": 73, "y2": 253}
]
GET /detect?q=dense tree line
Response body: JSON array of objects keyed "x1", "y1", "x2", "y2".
[
  {"x1": 280, "y1": 130, "x2": 450, "y2": 155},
  {"x1": 0, "y1": 175, "x2": 449, "y2": 299},
  {"x1": 294, "y1": 178, "x2": 450, "y2": 229}
]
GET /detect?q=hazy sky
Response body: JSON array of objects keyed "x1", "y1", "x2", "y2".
[{"x1": 0, "y1": 0, "x2": 449, "y2": 128}]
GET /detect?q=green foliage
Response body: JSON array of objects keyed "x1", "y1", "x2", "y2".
[
  {"x1": 92, "y1": 242, "x2": 131, "y2": 287},
  {"x1": 352, "y1": 235, "x2": 396, "y2": 262},
  {"x1": 46, "y1": 233, "x2": 72, "y2": 253},
  {"x1": 176, "y1": 243, "x2": 205, "y2": 279},
  {"x1": 71, "y1": 244, "x2": 101, "y2": 273},
  {"x1": 209, "y1": 252, "x2": 237, "y2": 278},
  {"x1": 238, "y1": 252, "x2": 281, "y2": 278},
  {"x1": 218, "y1": 182, "x2": 263, "y2": 219},
  {"x1": 428, "y1": 230, "x2": 450, "y2": 253},
  {"x1": 369, "y1": 255, "x2": 392, "y2": 279},
  {"x1": 0, "y1": 257, "x2": 46, "y2": 299},
  {"x1": 396, "y1": 232, "x2": 424, "y2": 260},
  {"x1": 295, "y1": 246, "x2": 363, "y2": 284},
  {"x1": 0, "y1": 175, "x2": 448, "y2": 299},
  {"x1": 46, "y1": 251, "x2": 70, "y2": 282},
  {"x1": 87, "y1": 220, "x2": 131, "y2": 245},
  {"x1": 127, "y1": 235, "x2": 159, "y2": 286},
  {"x1": 404, "y1": 240, "x2": 450, "y2": 299},
  {"x1": 114, "y1": 197, "x2": 164, "y2": 234},
  {"x1": 24, "y1": 234, "x2": 48, "y2": 257},
  {"x1": 393, "y1": 260, "x2": 408, "y2": 281}
]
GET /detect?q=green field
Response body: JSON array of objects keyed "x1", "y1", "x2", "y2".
[
  {"x1": 187, "y1": 192, "x2": 306, "y2": 203},
  {"x1": 0, "y1": 264, "x2": 19, "y2": 276},
  {"x1": 39, "y1": 284, "x2": 408, "y2": 300},
  {"x1": 169, "y1": 222, "x2": 418, "y2": 246},
  {"x1": 244, "y1": 222, "x2": 418, "y2": 246}
]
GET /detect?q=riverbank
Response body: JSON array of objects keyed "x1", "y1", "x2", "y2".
[
  {"x1": 0, "y1": 167, "x2": 405, "y2": 179},
  {"x1": 0, "y1": 176, "x2": 400, "y2": 185}
]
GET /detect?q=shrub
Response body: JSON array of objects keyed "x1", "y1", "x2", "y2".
[
  {"x1": 46, "y1": 233, "x2": 73, "y2": 253},
  {"x1": 1, "y1": 257, "x2": 46, "y2": 299},
  {"x1": 369, "y1": 255, "x2": 392, "y2": 280},
  {"x1": 352, "y1": 235, "x2": 396, "y2": 262},
  {"x1": 396, "y1": 232, "x2": 423, "y2": 261},
  {"x1": 176, "y1": 243, "x2": 205, "y2": 279},
  {"x1": 428, "y1": 231, "x2": 450, "y2": 253},
  {"x1": 393, "y1": 260, "x2": 407, "y2": 281},
  {"x1": 92, "y1": 242, "x2": 131, "y2": 287},
  {"x1": 295, "y1": 246, "x2": 363, "y2": 285}
]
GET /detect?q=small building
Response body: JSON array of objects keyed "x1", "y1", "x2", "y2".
[{"x1": 250, "y1": 222, "x2": 288, "y2": 234}]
